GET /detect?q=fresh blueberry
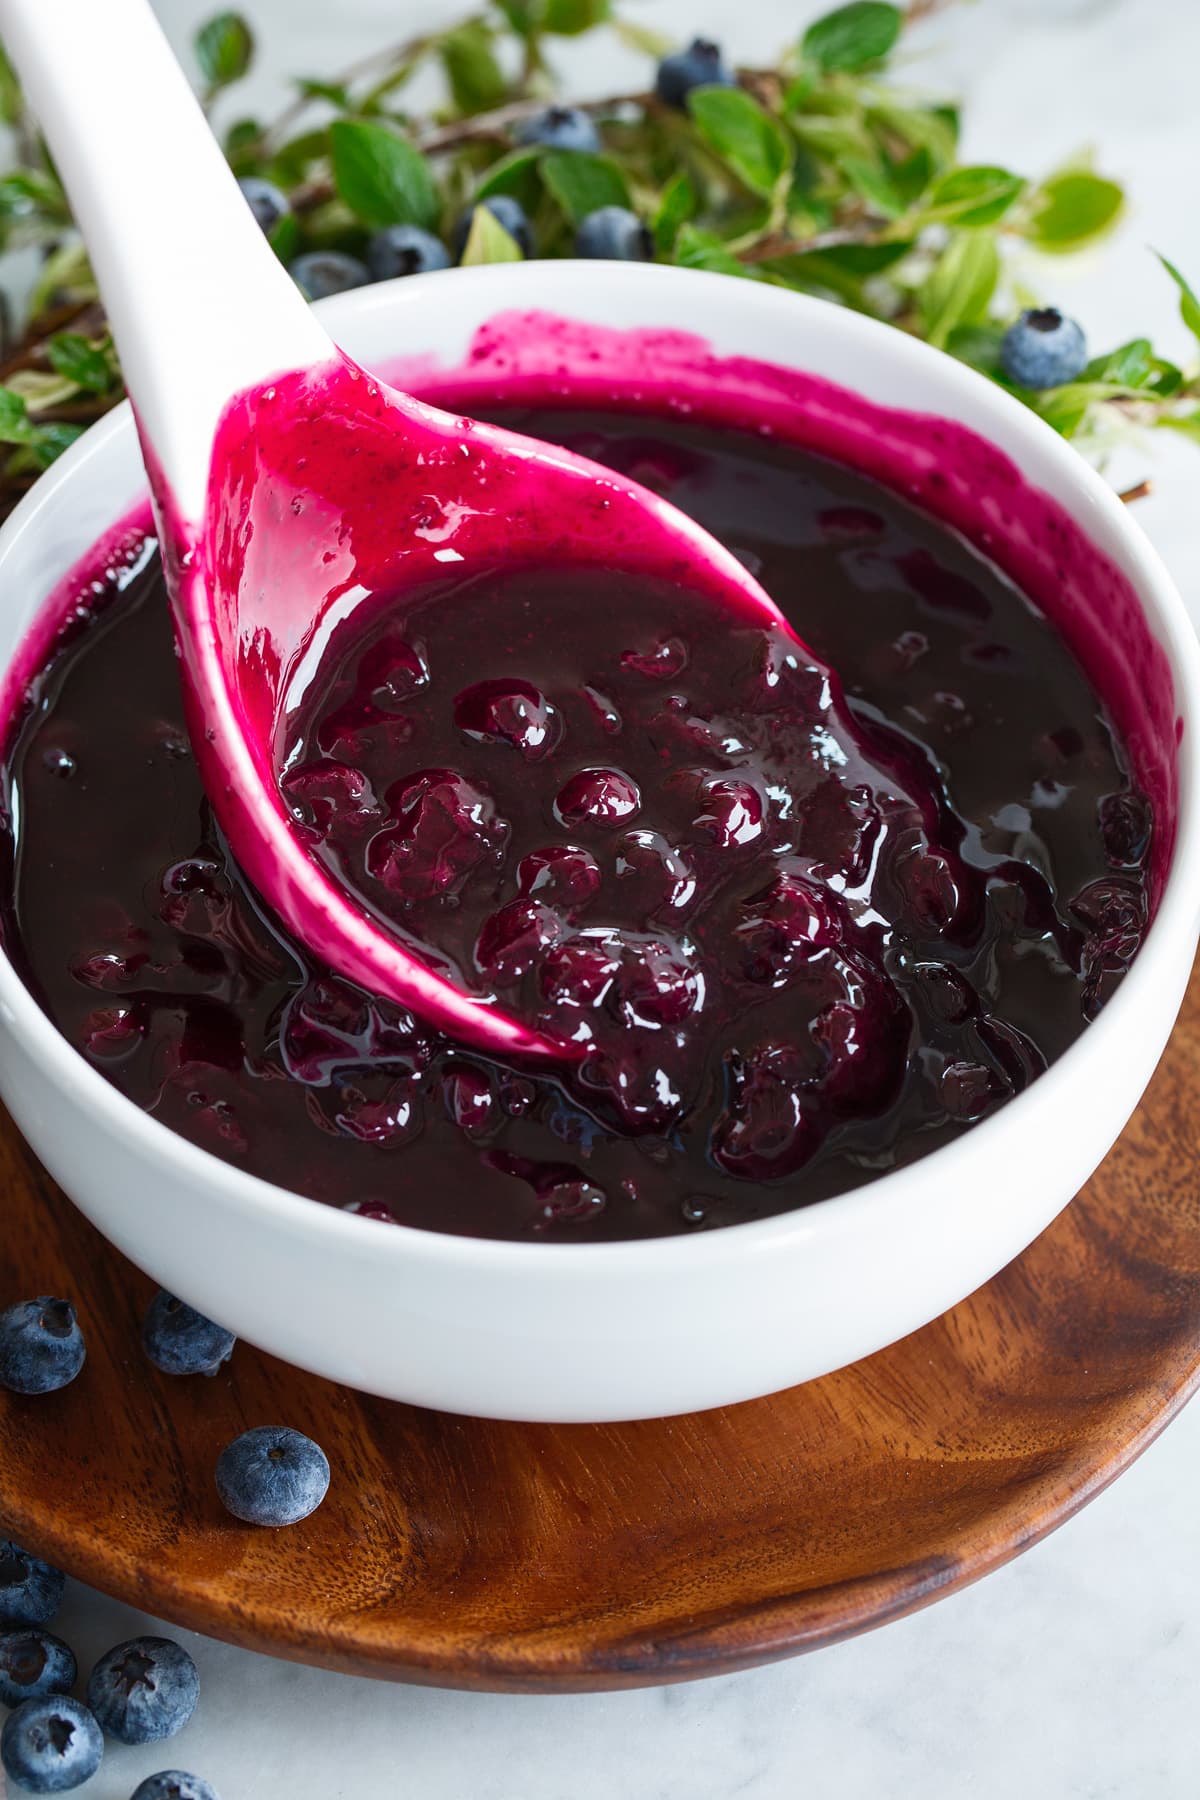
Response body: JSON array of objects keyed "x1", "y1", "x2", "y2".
[
  {"x1": 452, "y1": 195, "x2": 533, "y2": 261},
  {"x1": 0, "y1": 1696, "x2": 103, "y2": 1794},
  {"x1": 0, "y1": 1299, "x2": 85, "y2": 1396},
  {"x1": 1000, "y1": 307, "x2": 1088, "y2": 389},
  {"x1": 575, "y1": 206, "x2": 654, "y2": 262},
  {"x1": 366, "y1": 224, "x2": 452, "y2": 282},
  {"x1": 86, "y1": 1637, "x2": 198, "y2": 1746},
  {"x1": 288, "y1": 251, "x2": 370, "y2": 301},
  {"x1": 0, "y1": 1630, "x2": 77, "y2": 1708},
  {"x1": 515, "y1": 105, "x2": 600, "y2": 154},
  {"x1": 0, "y1": 1542, "x2": 65, "y2": 1626},
  {"x1": 142, "y1": 1290, "x2": 235, "y2": 1378},
  {"x1": 131, "y1": 1776, "x2": 221, "y2": 1800},
  {"x1": 215, "y1": 1425, "x2": 330, "y2": 1527},
  {"x1": 237, "y1": 177, "x2": 289, "y2": 237},
  {"x1": 655, "y1": 38, "x2": 735, "y2": 109}
]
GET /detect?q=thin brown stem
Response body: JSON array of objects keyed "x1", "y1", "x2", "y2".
[{"x1": 1118, "y1": 479, "x2": 1153, "y2": 505}]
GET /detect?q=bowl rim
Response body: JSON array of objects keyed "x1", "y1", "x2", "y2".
[{"x1": 2, "y1": 257, "x2": 1199, "y2": 1276}]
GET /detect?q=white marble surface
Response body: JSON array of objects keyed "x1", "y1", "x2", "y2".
[{"x1": 9, "y1": 1, "x2": 1200, "y2": 1795}]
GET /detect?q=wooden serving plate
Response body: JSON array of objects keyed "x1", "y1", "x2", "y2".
[{"x1": 2, "y1": 958, "x2": 1199, "y2": 1694}]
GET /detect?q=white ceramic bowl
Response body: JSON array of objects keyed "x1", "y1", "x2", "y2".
[{"x1": 2, "y1": 261, "x2": 1198, "y2": 1423}]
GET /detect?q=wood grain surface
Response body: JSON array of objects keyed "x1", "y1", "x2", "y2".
[{"x1": 2, "y1": 956, "x2": 1199, "y2": 1693}]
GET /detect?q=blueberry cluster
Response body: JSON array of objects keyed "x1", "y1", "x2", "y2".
[
  {"x1": 235, "y1": 37, "x2": 739, "y2": 300},
  {"x1": 0, "y1": 1283, "x2": 331, "y2": 1787},
  {"x1": 0, "y1": 1540, "x2": 210, "y2": 1795}
]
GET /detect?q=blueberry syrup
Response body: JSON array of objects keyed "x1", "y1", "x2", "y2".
[{"x1": 0, "y1": 370, "x2": 1163, "y2": 1240}]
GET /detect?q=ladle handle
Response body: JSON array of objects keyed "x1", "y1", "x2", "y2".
[{"x1": 0, "y1": 0, "x2": 332, "y2": 521}]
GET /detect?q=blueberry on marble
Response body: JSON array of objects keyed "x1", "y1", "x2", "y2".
[
  {"x1": 366, "y1": 224, "x2": 452, "y2": 282},
  {"x1": 215, "y1": 1425, "x2": 330, "y2": 1526},
  {"x1": 0, "y1": 1630, "x2": 77, "y2": 1708},
  {"x1": 142, "y1": 1290, "x2": 235, "y2": 1378},
  {"x1": 288, "y1": 250, "x2": 371, "y2": 301},
  {"x1": 0, "y1": 1299, "x2": 85, "y2": 1396},
  {"x1": 655, "y1": 38, "x2": 735, "y2": 109},
  {"x1": 452, "y1": 195, "x2": 533, "y2": 260},
  {"x1": 1000, "y1": 308, "x2": 1088, "y2": 389},
  {"x1": 0, "y1": 1696, "x2": 103, "y2": 1794},
  {"x1": 0, "y1": 1542, "x2": 66, "y2": 1626},
  {"x1": 86, "y1": 1637, "x2": 199, "y2": 1745},
  {"x1": 575, "y1": 206, "x2": 654, "y2": 262},
  {"x1": 130, "y1": 1774, "x2": 221, "y2": 1800},
  {"x1": 515, "y1": 105, "x2": 600, "y2": 153},
  {"x1": 237, "y1": 177, "x2": 289, "y2": 236}
]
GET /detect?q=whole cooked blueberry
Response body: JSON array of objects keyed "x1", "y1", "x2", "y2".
[
  {"x1": 0, "y1": 1299, "x2": 85, "y2": 1396},
  {"x1": 0, "y1": 1696, "x2": 103, "y2": 1793},
  {"x1": 366, "y1": 224, "x2": 452, "y2": 282},
  {"x1": 655, "y1": 38, "x2": 735, "y2": 108},
  {"x1": 86, "y1": 1637, "x2": 198, "y2": 1745},
  {"x1": 515, "y1": 105, "x2": 600, "y2": 154},
  {"x1": 142, "y1": 1290, "x2": 235, "y2": 1378},
  {"x1": 0, "y1": 1541, "x2": 65, "y2": 1626},
  {"x1": 575, "y1": 206, "x2": 654, "y2": 262},
  {"x1": 215, "y1": 1426, "x2": 330, "y2": 1526},
  {"x1": 0, "y1": 1630, "x2": 77, "y2": 1708},
  {"x1": 288, "y1": 250, "x2": 370, "y2": 301},
  {"x1": 237, "y1": 176, "x2": 289, "y2": 236},
  {"x1": 131, "y1": 1776, "x2": 221, "y2": 1800},
  {"x1": 452, "y1": 195, "x2": 533, "y2": 260},
  {"x1": 1000, "y1": 307, "x2": 1088, "y2": 389}
]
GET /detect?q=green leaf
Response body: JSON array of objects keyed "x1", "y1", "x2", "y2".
[
  {"x1": 841, "y1": 156, "x2": 904, "y2": 219},
  {"x1": 688, "y1": 88, "x2": 791, "y2": 198},
  {"x1": 790, "y1": 111, "x2": 877, "y2": 164},
  {"x1": 1085, "y1": 338, "x2": 1153, "y2": 388},
  {"x1": 475, "y1": 148, "x2": 544, "y2": 211},
  {"x1": 45, "y1": 333, "x2": 112, "y2": 394},
  {"x1": 0, "y1": 44, "x2": 23, "y2": 129},
  {"x1": 802, "y1": 2, "x2": 902, "y2": 74},
  {"x1": 330, "y1": 119, "x2": 438, "y2": 230},
  {"x1": 269, "y1": 127, "x2": 332, "y2": 188},
  {"x1": 1028, "y1": 171, "x2": 1123, "y2": 252},
  {"x1": 673, "y1": 224, "x2": 754, "y2": 278},
  {"x1": 887, "y1": 144, "x2": 934, "y2": 208},
  {"x1": 866, "y1": 100, "x2": 958, "y2": 170},
  {"x1": 0, "y1": 169, "x2": 69, "y2": 225},
  {"x1": 440, "y1": 23, "x2": 508, "y2": 114},
  {"x1": 923, "y1": 165, "x2": 1026, "y2": 228},
  {"x1": 819, "y1": 239, "x2": 911, "y2": 274},
  {"x1": 1160, "y1": 410, "x2": 1200, "y2": 445},
  {"x1": 26, "y1": 423, "x2": 84, "y2": 469},
  {"x1": 294, "y1": 77, "x2": 352, "y2": 108},
  {"x1": 28, "y1": 239, "x2": 95, "y2": 319},
  {"x1": 494, "y1": 0, "x2": 542, "y2": 35},
  {"x1": 0, "y1": 388, "x2": 32, "y2": 444},
  {"x1": 1032, "y1": 381, "x2": 1133, "y2": 438},
  {"x1": 542, "y1": 0, "x2": 610, "y2": 34},
  {"x1": 540, "y1": 152, "x2": 630, "y2": 225},
  {"x1": 224, "y1": 117, "x2": 263, "y2": 164},
  {"x1": 653, "y1": 171, "x2": 698, "y2": 251},
  {"x1": 945, "y1": 323, "x2": 1006, "y2": 378},
  {"x1": 194, "y1": 12, "x2": 254, "y2": 91},
  {"x1": 919, "y1": 229, "x2": 999, "y2": 349},
  {"x1": 460, "y1": 205, "x2": 525, "y2": 265},
  {"x1": 268, "y1": 212, "x2": 301, "y2": 262},
  {"x1": 612, "y1": 18, "x2": 674, "y2": 58},
  {"x1": 764, "y1": 251, "x2": 868, "y2": 306},
  {"x1": 1156, "y1": 252, "x2": 1200, "y2": 346}
]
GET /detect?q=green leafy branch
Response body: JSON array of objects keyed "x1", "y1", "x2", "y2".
[{"x1": 0, "y1": 0, "x2": 1197, "y2": 511}]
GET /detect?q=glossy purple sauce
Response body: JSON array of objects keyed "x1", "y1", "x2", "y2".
[{"x1": 0, "y1": 318, "x2": 1173, "y2": 1239}]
